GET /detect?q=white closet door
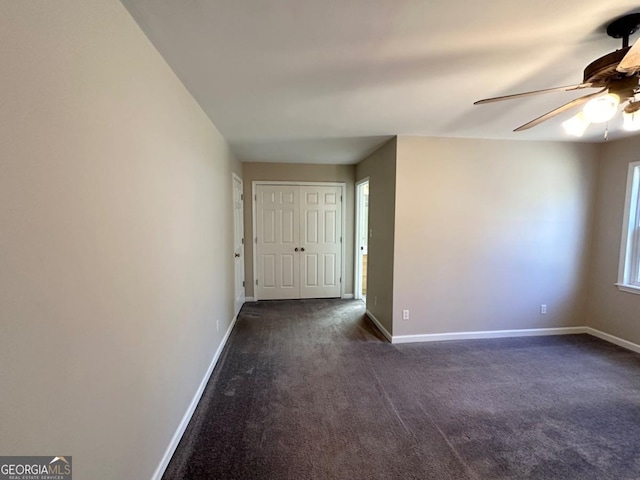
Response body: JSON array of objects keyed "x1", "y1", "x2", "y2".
[
  {"x1": 256, "y1": 185, "x2": 300, "y2": 300},
  {"x1": 299, "y1": 186, "x2": 342, "y2": 299}
]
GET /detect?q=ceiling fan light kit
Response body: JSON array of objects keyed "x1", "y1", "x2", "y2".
[
  {"x1": 623, "y1": 101, "x2": 640, "y2": 131},
  {"x1": 582, "y1": 93, "x2": 620, "y2": 123},
  {"x1": 562, "y1": 112, "x2": 591, "y2": 137},
  {"x1": 475, "y1": 13, "x2": 640, "y2": 138}
]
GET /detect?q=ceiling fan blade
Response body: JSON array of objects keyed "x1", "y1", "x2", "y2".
[
  {"x1": 474, "y1": 83, "x2": 595, "y2": 105},
  {"x1": 514, "y1": 88, "x2": 607, "y2": 132},
  {"x1": 617, "y1": 37, "x2": 640, "y2": 73}
]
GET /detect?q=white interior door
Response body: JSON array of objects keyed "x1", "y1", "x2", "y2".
[
  {"x1": 233, "y1": 174, "x2": 245, "y2": 314},
  {"x1": 299, "y1": 186, "x2": 342, "y2": 299},
  {"x1": 256, "y1": 185, "x2": 300, "y2": 300}
]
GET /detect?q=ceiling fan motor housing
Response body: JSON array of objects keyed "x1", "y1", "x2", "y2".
[
  {"x1": 583, "y1": 47, "x2": 631, "y2": 85},
  {"x1": 609, "y1": 75, "x2": 639, "y2": 99}
]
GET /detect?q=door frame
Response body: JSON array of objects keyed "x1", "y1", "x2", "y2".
[
  {"x1": 252, "y1": 181, "x2": 347, "y2": 301},
  {"x1": 354, "y1": 177, "x2": 369, "y2": 301},
  {"x1": 232, "y1": 172, "x2": 245, "y2": 315}
]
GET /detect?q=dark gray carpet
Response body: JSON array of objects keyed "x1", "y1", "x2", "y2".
[{"x1": 162, "y1": 299, "x2": 640, "y2": 480}]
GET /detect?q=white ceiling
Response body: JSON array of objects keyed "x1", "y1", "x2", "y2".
[{"x1": 121, "y1": 0, "x2": 640, "y2": 164}]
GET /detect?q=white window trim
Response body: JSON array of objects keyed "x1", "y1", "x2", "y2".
[{"x1": 617, "y1": 160, "x2": 640, "y2": 295}]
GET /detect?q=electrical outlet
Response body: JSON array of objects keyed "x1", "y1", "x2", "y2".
[
  {"x1": 374, "y1": 296, "x2": 378, "y2": 306},
  {"x1": 402, "y1": 309, "x2": 410, "y2": 320},
  {"x1": 216, "y1": 319, "x2": 220, "y2": 331},
  {"x1": 540, "y1": 304, "x2": 547, "y2": 315}
]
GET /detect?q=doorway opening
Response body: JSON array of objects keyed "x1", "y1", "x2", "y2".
[{"x1": 355, "y1": 178, "x2": 369, "y2": 301}]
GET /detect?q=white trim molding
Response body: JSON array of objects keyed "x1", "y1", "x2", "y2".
[
  {"x1": 615, "y1": 283, "x2": 640, "y2": 295},
  {"x1": 354, "y1": 177, "x2": 370, "y2": 301},
  {"x1": 375, "y1": 324, "x2": 640, "y2": 355},
  {"x1": 365, "y1": 310, "x2": 393, "y2": 342},
  {"x1": 151, "y1": 314, "x2": 239, "y2": 480},
  {"x1": 244, "y1": 296, "x2": 255, "y2": 302},
  {"x1": 342, "y1": 293, "x2": 354, "y2": 299},
  {"x1": 585, "y1": 327, "x2": 640, "y2": 355},
  {"x1": 391, "y1": 326, "x2": 587, "y2": 344}
]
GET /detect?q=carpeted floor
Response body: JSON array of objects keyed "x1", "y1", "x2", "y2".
[{"x1": 162, "y1": 299, "x2": 640, "y2": 480}]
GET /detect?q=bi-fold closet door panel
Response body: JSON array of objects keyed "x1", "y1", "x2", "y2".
[
  {"x1": 256, "y1": 185, "x2": 300, "y2": 300},
  {"x1": 299, "y1": 186, "x2": 342, "y2": 299},
  {"x1": 256, "y1": 184, "x2": 342, "y2": 300}
]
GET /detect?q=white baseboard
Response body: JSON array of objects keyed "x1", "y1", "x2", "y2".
[
  {"x1": 365, "y1": 310, "x2": 392, "y2": 342},
  {"x1": 364, "y1": 318, "x2": 640, "y2": 355},
  {"x1": 392, "y1": 326, "x2": 588, "y2": 344},
  {"x1": 151, "y1": 314, "x2": 239, "y2": 480},
  {"x1": 342, "y1": 293, "x2": 354, "y2": 299},
  {"x1": 244, "y1": 297, "x2": 255, "y2": 302},
  {"x1": 585, "y1": 327, "x2": 640, "y2": 354}
]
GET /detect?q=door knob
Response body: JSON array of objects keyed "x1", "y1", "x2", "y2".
[
  {"x1": 235, "y1": 253, "x2": 240, "y2": 258},
  {"x1": 295, "y1": 248, "x2": 299, "y2": 252},
  {"x1": 300, "y1": 247, "x2": 305, "y2": 252}
]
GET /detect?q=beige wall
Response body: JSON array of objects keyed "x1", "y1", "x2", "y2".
[
  {"x1": 587, "y1": 136, "x2": 640, "y2": 343},
  {"x1": 242, "y1": 162, "x2": 356, "y2": 298},
  {"x1": 0, "y1": 2, "x2": 240, "y2": 479},
  {"x1": 393, "y1": 137, "x2": 599, "y2": 337},
  {"x1": 356, "y1": 138, "x2": 397, "y2": 334}
]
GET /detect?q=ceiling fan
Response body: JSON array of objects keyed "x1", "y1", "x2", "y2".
[{"x1": 474, "y1": 13, "x2": 640, "y2": 136}]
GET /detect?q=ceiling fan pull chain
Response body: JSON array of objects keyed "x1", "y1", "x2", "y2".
[{"x1": 604, "y1": 122, "x2": 609, "y2": 141}]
